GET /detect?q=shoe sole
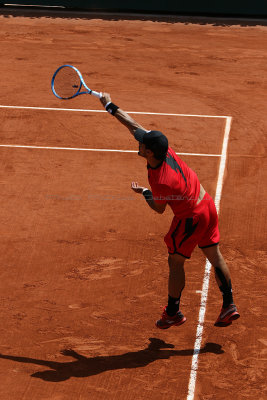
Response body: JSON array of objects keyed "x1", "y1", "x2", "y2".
[
  {"x1": 214, "y1": 311, "x2": 240, "y2": 327},
  {"x1": 156, "y1": 316, "x2": 187, "y2": 330},
  {"x1": 214, "y1": 320, "x2": 232, "y2": 327}
]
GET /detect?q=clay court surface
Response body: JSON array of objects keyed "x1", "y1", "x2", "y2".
[{"x1": 0, "y1": 8, "x2": 266, "y2": 400}]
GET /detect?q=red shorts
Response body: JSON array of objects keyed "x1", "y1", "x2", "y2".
[{"x1": 164, "y1": 193, "x2": 220, "y2": 259}]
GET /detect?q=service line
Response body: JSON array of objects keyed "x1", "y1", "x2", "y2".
[{"x1": 0, "y1": 144, "x2": 221, "y2": 157}]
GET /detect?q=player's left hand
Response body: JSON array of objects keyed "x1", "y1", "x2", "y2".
[{"x1": 131, "y1": 182, "x2": 146, "y2": 194}]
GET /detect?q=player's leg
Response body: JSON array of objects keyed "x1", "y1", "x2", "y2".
[
  {"x1": 201, "y1": 245, "x2": 240, "y2": 326},
  {"x1": 168, "y1": 253, "x2": 185, "y2": 300},
  {"x1": 197, "y1": 193, "x2": 240, "y2": 326},
  {"x1": 201, "y1": 244, "x2": 231, "y2": 289},
  {"x1": 156, "y1": 253, "x2": 187, "y2": 329},
  {"x1": 157, "y1": 214, "x2": 203, "y2": 329}
]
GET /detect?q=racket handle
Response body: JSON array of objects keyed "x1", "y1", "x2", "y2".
[{"x1": 90, "y1": 90, "x2": 102, "y2": 99}]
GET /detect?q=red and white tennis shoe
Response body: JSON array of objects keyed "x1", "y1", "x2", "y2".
[
  {"x1": 156, "y1": 306, "x2": 186, "y2": 329},
  {"x1": 214, "y1": 304, "x2": 240, "y2": 327}
]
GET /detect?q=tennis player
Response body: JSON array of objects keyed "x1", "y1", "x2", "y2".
[{"x1": 100, "y1": 93, "x2": 240, "y2": 329}]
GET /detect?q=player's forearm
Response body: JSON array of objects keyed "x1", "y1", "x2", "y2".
[
  {"x1": 131, "y1": 184, "x2": 167, "y2": 214},
  {"x1": 100, "y1": 93, "x2": 145, "y2": 136},
  {"x1": 145, "y1": 199, "x2": 164, "y2": 214},
  {"x1": 114, "y1": 108, "x2": 145, "y2": 136},
  {"x1": 142, "y1": 189, "x2": 166, "y2": 214}
]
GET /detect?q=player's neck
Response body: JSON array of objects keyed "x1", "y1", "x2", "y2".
[{"x1": 147, "y1": 157, "x2": 163, "y2": 169}]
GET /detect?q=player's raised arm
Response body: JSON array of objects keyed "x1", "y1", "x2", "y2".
[{"x1": 100, "y1": 92, "x2": 146, "y2": 136}]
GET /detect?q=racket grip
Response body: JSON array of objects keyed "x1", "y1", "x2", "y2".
[{"x1": 91, "y1": 90, "x2": 102, "y2": 99}]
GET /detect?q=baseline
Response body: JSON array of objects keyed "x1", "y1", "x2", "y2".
[{"x1": 0, "y1": 104, "x2": 231, "y2": 119}]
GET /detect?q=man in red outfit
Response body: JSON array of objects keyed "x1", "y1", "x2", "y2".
[{"x1": 100, "y1": 93, "x2": 240, "y2": 329}]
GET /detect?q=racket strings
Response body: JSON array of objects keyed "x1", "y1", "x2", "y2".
[{"x1": 53, "y1": 67, "x2": 81, "y2": 99}]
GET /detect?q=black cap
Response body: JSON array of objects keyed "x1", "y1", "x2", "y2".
[{"x1": 134, "y1": 129, "x2": 168, "y2": 159}]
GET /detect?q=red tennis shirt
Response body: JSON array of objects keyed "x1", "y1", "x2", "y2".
[{"x1": 148, "y1": 147, "x2": 200, "y2": 218}]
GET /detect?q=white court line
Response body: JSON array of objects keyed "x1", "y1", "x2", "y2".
[
  {"x1": 0, "y1": 104, "x2": 230, "y2": 119},
  {"x1": 0, "y1": 144, "x2": 137, "y2": 153},
  {"x1": 186, "y1": 116, "x2": 232, "y2": 400},
  {"x1": 0, "y1": 144, "x2": 221, "y2": 157},
  {"x1": 0, "y1": 104, "x2": 227, "y2": 158}
]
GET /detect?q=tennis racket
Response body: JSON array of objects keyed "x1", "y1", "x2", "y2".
[{"x1": 51, "y1": 65, "x2": 102, "y2": 100}]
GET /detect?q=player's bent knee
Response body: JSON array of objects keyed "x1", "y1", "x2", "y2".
[
  {"x1": 201, "y1": 245, "x2": 225, "y2": 267},
  {"x1": 201, "y1": 244, "x2": 219, "y2": 259}
]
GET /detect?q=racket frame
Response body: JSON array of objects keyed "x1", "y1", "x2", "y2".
[{"x1": 51, "y1": 64, "x2": 102, "y2": 99}]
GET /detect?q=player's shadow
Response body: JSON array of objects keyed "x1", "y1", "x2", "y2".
[{"x1": 0, "y1": 338, "x2": 224, "y2": 382}]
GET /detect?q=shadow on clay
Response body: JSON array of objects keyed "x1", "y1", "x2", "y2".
[
  {"x1": 0, "y1": 6, "x2": 266, "y2": 27},
  {"x1": 0, "y1": 338, "x2": 224, "y2": 382}
]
